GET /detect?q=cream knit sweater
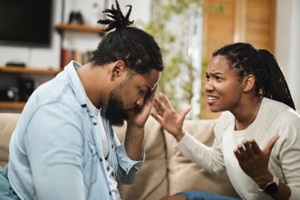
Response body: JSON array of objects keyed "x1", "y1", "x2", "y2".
[{"x1": 176, "y1": 98, "x2": 300, "y2": 200}]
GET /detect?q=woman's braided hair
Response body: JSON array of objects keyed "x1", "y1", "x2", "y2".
[
  {"x1": 213, "y1": 42, "x2": 295, "y2": 110},
  {"x1": 90, "y1": 0, "x2": 164, "y2": 74}
]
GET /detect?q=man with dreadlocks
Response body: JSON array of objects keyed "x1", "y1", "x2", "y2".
[
  {"x1": 0, "y1": 1, "x2": 163, "y2": 200},
  {"x1": 153, "y1": 43, "x2": 300, "y2": 200}
]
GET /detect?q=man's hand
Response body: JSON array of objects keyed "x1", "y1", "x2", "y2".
[
  {"x1": 124, "y1": 86, "x2": 157, "y2": 161},
  {"x1": 126, "y1": 86, "x2": 157, "y2": 128}
]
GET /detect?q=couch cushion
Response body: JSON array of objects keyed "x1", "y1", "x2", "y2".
[
  {"x1": 0, "y1": 113, "x2": 20, "y2": 169},
  {"x1": 114, "y1": 116, "x2": 168, "y2": 200},
  {"x1": 164, "y1": 119, "x2": 239, "y2": 198}
]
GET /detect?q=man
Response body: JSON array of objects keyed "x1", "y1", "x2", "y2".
[{"x1": 2, "y1": 1, "x2": 164, "y2": 200}]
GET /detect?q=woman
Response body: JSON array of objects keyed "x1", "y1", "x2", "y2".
[{"x1": 152, "y1": 43, "x2": 300, "y2": 200}]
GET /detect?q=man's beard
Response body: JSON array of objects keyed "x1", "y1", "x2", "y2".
[{"x1": 105, "y1": 90, "x2": 129, "y2": 127}]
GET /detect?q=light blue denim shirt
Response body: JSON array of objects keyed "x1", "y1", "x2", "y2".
[{"x1": 8, "y1": 61, "x2": 144, "y2": 200}]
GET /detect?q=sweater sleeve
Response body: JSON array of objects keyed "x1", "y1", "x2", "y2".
[
  {"x1": 272, "y1": 111, "x2": 300, "y2": 200},
  {"x1": 174, "y1": 112, "x2": 233, "y2": 175},
  {"x1": 175, "y1": 131, "x2": 225, "y2": 175}
]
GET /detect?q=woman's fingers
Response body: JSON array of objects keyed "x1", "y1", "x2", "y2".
[
  {"x1": 181, "y1": 106, "x2": 192, "y2": 118},
  {"x1": 153, "y1": 97, "x2": 165, "y2": 116},
  {"x1": 159, "y1": 93, "x2": 174, "y2": 110},
  {"x1": 151, "y1": 112, "x2": 162, "y2": 123}
]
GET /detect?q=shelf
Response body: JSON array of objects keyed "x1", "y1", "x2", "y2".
[
  {"x1": 55, "y1": 23, "x2": 105, "y2": 34},
  {"x1": 0, "y1": 67, "x2": 61, "y2": 111},
  {"x1": 0, "y1": 66, "x2": 61, "y2": 75},
  {"x1": 0, "y1": 102, "x2": 26, "y2": 110}
]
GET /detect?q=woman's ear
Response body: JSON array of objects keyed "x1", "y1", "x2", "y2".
[
  {"x1": 242, "y1": 74, "x2": 255, "y2": 92},
  {"x1": 111, "y1": 60, "x2": 126, "y2": 80}
]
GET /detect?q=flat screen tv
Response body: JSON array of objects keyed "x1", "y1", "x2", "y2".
[{"x1": 0, "y1": 0, "x2": 53, "y2": 47}]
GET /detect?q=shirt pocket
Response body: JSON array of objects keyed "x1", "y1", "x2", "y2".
[{"x1": 84, "y1": 143, "x2": 98, "y2": 186}]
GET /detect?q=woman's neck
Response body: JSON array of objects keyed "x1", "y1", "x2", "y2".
[{"x1": 234, "y1": 97, "x2": 262, "y2": 131}]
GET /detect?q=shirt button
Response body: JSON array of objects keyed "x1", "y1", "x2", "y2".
[
  {"x1": 109, "y1": 191, "x2": 112, "y2": 195},
  {"x1": 100, "y1": 158, "x2": 103, "y2": 162},
  {"x1": 111, "y1": 145, "x2": 114, "y2": 148},
  {"x1": 93, "y1": 122, "x2": 97, "y2": 126}
]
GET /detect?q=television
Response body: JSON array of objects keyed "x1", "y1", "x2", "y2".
[{"x1": 0, "y1": 0, "x2": 53, "y2": 47}]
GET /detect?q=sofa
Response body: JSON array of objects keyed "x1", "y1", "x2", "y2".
[{"x1": 0, "y1": 113, "x2": 239, "y2": 200}]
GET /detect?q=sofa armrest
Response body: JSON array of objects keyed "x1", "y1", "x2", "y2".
[{"x1": 0, "y1": 113, "x2": 20, "y2": 168}]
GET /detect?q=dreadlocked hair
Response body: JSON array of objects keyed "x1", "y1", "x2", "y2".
[
  {"x1": 213, "y1": 42, "x2": 295, "y2": 110},
  {"x1": 90, "y1": 0, "x2": 164, "y2": 75}
]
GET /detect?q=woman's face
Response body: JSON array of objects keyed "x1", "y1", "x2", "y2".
[{"x1": 205, "y1": 55, "x2": 244, "y2": 113}]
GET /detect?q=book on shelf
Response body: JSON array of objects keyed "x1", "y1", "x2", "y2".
[{"x1": 60, "y1": 48, "x2": 93, "y2": 69}]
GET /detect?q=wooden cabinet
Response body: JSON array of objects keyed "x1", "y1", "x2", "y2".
[
  {"x1": 0, "y1": 66, "x2": 61, "y2": 111},
  {"x1": 202, "y1": 0, "x2": 275, "y2": 60}
]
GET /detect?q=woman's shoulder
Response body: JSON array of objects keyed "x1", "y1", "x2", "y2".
[{"x1": 261, "y1": 98, "x2": 300, "y2": 121}]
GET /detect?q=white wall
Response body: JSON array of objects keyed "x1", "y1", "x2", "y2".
[
  {"x1": 275, "y1": 0, "x2": 300, "y2": 110},
  {"x1": 0, "y1": 0, "x2": 298, "y2": 109},
  {"x1": 0, "y1": 0, "x2": 151, "y2": 69},
  {"x1": 61, "y1": 0, "x2": 151, "y2": 56}
]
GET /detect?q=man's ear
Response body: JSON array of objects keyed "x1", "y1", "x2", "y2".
[
  {"x1": 111, "y1": 60, "x2": 126, "y2": 81},
  {"x1": 242, "y1": 74, "x2": 255, "y2": 92}
]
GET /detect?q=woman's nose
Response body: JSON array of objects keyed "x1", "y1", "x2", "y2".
[{"x1": 205, "y1": 80, "x2": 214, "y2": 92}]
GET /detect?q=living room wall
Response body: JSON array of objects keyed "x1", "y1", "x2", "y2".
[
  {"x1": 0, "y1": 0, "x2": 151, "y2": 70},
  {"x1": 275, "y1": 0, "x2": 300, "y2": 110},
  {"x1": 0, "y1": 0, "x2": 299, "y2": 110}
]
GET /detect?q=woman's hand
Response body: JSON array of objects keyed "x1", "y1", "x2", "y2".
[
  {"x1": 151, "y1": 93, "x2": 191, "y2": 141},
  {"x1": 234, "y1": 135, "x2": 279, "y2": 187}
]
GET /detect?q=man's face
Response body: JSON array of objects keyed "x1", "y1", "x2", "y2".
[
  {"x1": 105, "y1": 83, "x2": 131, "y2": 126},
  {"x1": 105, "y1": 69, "x2": 160, "y2": 126}
]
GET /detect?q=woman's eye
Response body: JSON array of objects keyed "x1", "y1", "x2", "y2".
[
  {"x1": 205, "y1": 74, "x2": 209, "y2": 81},
  {"x1": 216, "y1": 76, "x2": 222, "y2": 81}
]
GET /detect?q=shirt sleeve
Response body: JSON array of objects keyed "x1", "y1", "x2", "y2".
[
  {"x1": 25, "y1": 104, "x2": 86, "y2": 200},
  {"x1": 115, "y1": 142, "x2": 145, "y2": 184}
]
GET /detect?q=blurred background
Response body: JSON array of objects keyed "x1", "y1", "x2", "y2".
[{"x1": 0, "y1": 0, "x2": 299, "y2": 118}]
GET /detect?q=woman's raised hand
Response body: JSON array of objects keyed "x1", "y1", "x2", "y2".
[{"x1": 151, "y1": 93, "x2": 191, "y2": 141}]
